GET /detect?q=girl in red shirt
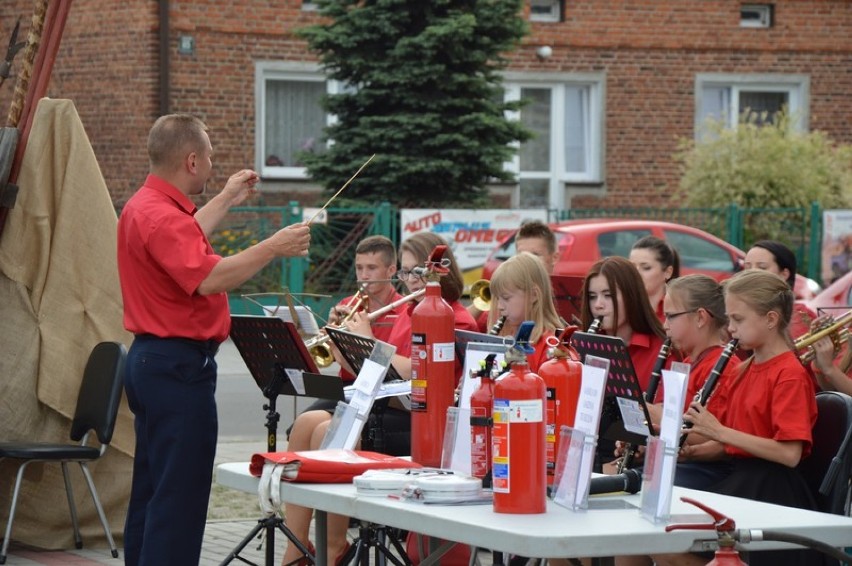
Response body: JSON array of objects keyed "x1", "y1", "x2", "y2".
[
  {"x1": 660, "y1": 275, "x2": 741, "y2": 491},
  {"x1": 578, "y1": 256, "x2": 674, "y2": 472},
  {"x1": 486, "y1": 252, "x2": 562, "y2": 372},
  {"x1": 656, "y1": 270, "x2": 819, "y2": 566},
  {"x1": 629, "y1": 235, "x2": 680, "y2": 324}
]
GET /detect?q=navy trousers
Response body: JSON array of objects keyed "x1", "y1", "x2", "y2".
[{"x1": 123, "y1": 335, "x2": 219, "y2": 566}]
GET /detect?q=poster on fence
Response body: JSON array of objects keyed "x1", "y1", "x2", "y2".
[
  {"x1": 822, "y1": 210, "x2": 852, "y2": 285},
  {"x1": 400, "y1": 209, "x2": 548, "y2": 286}
]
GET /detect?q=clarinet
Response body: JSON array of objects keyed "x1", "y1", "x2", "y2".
[
  {"x1": 616, "y1": 337, "x2": 672, "y2": 473},
  {"x1": 587, "y1": 316, "x2": 602, "y2": 334},
  {"x1": 678, "y1": 338, "x2": 739, "y2": 448},
  {"x1": 489, "y1": 315, "x2": 507, "y2": 335}
]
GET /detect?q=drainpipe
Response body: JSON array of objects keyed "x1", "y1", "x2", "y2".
[{"x1": 158, "y1": 0, "x2": 169, "y2": 115}]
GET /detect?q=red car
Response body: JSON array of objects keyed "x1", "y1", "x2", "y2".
[
  {"x1": 807, "y1": 269, "x2": 852, "y2": 315},
  {"x1": 481, "y1": 219, "x2": 817, "y2": 300}
]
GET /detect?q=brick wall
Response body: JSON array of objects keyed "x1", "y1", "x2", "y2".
[{"x1": 1, "y1": 0, "x2": 850, "y2": 209}]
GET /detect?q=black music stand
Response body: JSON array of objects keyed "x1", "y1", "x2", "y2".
[
  {"x1": 453, "y1": 329, "x2": 508, "y2": 368},
  {"x1": 325, "y1": 327, "x2": 404, "y2": 383},
  {"x1": 570, "y1": 332, "x2": 654, "y2": 447},
  {"x1": 222, "y1": 315, "x2": 340, "y2": 566}
]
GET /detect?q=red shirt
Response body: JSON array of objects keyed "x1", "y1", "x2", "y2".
[
  {"x1": 629, "y1": 332, "x2": 668, "y2": 393},
  {"x1": 527, "y1": 330, "x2": 557, "y2": 374},
  {"x1": 117, "y1": 174, "x2": 229, "y2": 342},
  {"x1": 723, "y1": 350, "x2": 816, "y2": 459},
  {"x1": 683, "y1": 345, "x2": 742, "y2": 422}
]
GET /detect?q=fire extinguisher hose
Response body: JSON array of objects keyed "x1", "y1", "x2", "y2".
[{"x1": 738, "y1": 529, "x2": 852, "y2": 563}]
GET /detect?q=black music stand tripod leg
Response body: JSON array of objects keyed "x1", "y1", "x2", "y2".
[{"x1": 219, "y1": 366, "x2": 314, "y2": 566}]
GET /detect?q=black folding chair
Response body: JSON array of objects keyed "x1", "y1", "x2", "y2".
[
  {"x1": 797, "y1": 390, "x2": 852, "y2": 516},
  {"x1": 0, "y1": 341, "x2": 127, "y2": 564}
]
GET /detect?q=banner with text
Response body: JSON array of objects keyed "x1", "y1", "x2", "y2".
[
  {"x1": 400, "y1": 209, "x2": 548, "y2": 284},
  {"x1": 822, "y1": 209, "x2": 852, "y2": 285}
]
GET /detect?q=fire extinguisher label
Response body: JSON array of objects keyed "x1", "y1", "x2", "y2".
[
  {"x1": 492, "y1": 399, "x2": 511, "y2": 493},
  {"x1": 502, "y1": 399, "x2": 544, "y2": 422},
  {"x1": 410, "y1": 334, "x2": 427, "y2": 411},
  {"x1": 432, "y1": 342, "x2": 455, "y2": 362}
]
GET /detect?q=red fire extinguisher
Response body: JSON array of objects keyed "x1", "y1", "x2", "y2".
[
  {"x1": 492, "y1": 321, "x2": 547, "y2": 514},
  {"x1": 469, "y1": 354, "x2": 502, "y2": 480},
  {"x1": 666, "y1": 497, "x2": 747, "y2": 566},
  {"x1": 537, "y1": 328, "x2": 583, "y2": 483},
  {"x1": 410, "y1": 246, "x2": 455, "y2": 468}
]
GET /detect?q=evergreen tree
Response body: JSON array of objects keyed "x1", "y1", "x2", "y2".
[{"x1": 297, "y1": 0, "x2": 530, "y2": 207}]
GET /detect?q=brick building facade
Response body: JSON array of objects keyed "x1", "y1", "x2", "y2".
[{"x1": 0, "y1": 1, "x2": 850, "y2": 210}]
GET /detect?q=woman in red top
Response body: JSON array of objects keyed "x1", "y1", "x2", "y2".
[
  {"x1": 486, "y1": 252, "x2": 562, "y2": 372},
  {"x1": 280, "y1": 233, "x2": 476, "y2": 566},
  {"x1": 653, "y1": 270, "x2": 819, "y2": 566},
  {"x1": 578, "y1": 256, "x2": 674, "y2": 472},
  {"x1": 629, "y1": 235, "x2": 680, "y2": 324},
  {"x1": 658, "y1": 275, "x2": 741, "y2": 492},
  {"x1": 579, "y1": 256, "x2": 671, "y2": 391}
]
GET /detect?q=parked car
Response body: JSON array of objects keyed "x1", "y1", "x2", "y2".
[
  {"x1": 807, "y1": 270, "x2": 852, "y2": 314},
  {"x1": 481, "y1": 219, "x2": 818, "y2": 300}
]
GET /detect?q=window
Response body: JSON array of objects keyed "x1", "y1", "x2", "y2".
[
  {"x1": 530, "y1": 0, "x2": 562, "y2": 23},
  {"x1": 503, "y1": 72, "x2": 605, "y2": 209},
  {"x1": 695, "y1": 73, "x2": 809, "y2": 139},
  {"x1": 256, "y1": 62, "x2": 340, "y2": 179},
  {"x1": 597, "y1": 230, "x2": 651, "y2": 258},
  {"x1": 663, "y1": 230, "x2": 738, "y2": 273},
  {"x1": 302, "y1": 1, "x2": 318, "y2": 11},
  {"x1": 740, "y1": 4, "x2": 773, "y2": 28}
]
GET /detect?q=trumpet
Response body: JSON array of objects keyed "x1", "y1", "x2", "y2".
[
  {"x1": 470, "y1": 279, "x2": 491, "y2": 312},
  {"x1": 795, "y1": 310, "x2": 852, "y2": 364},
  {"x1": 306, "y1": 288, "x2": 426, "y2": 368}
]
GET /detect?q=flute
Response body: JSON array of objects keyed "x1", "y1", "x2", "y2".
[
  {"x1": 616, "y1": 337, "x2": 672, "y2": 473},
  {"x1": 678, "y1": 338, "x2": 739, "y2": 448}
]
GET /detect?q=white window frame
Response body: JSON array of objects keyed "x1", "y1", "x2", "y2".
[
  {"x1": 502, "y1": 71, "x2": 605, "y2": 209},
  {"x1": 529, "y1": 0, "x2": 562, "y2": 23},
  {"x1": 255, "y1": 61, "x2": 346, "y2": 180},
  {"x1": 694, "y1": 73, "x2": 810, "y2": 139}
]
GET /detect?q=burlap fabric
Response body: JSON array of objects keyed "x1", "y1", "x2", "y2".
[{"x1": 0, "y1": 98, "x2": 134, "y2": 549}]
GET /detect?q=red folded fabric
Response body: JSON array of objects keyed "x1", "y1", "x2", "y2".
[{"x1": 249, "y1": 449, "x2": 421, "y2": 483}]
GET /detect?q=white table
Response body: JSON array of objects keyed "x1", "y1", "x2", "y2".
[{"x1": 217, "y1": 462, "x2": 852, "y2": 565}]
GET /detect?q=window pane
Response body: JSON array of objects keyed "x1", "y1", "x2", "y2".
[
  {"x1": 739, "y1": 91, "x2": 788, "y2": 124},
  {"x1": 664, "y1": 230, "x2": 736, "y2": 273},
  {"x1": 264, "y1": 80, "x2": 326, "y2": 167},
  {"x1": 700, "y1": 86, "x2": 730, "y2": 124},
  {"x1": 520, "y1": 88, "x2": 551, "y2": 172},
  {"x1": 564, "y1": 85, "x2": 586, "y2": 173},
  {"x1": 597, "y1": 230, "x2": 651, "y2": 258},
  {"x1": 519, "y1": 178, "x2": 549, "y2": 208}
]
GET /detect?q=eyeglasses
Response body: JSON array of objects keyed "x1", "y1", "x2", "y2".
[
  {"x1": 397, "y1": 268, "x2": 422, "y2": 281},
  {"x1": 664, "y1": 310, "x2": 697, "y2": 321}
]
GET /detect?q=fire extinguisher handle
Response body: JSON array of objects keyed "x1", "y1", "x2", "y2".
[{"x1": 665, "y1": 497, "x2": 737, "y2": 533}]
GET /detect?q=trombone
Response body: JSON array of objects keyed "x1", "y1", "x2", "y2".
[
  {"x1": 795, "y1": 310, "x2": 852, "y2": 364},
  {"x1": 305, "y1": 288, "x2": 427, "y2": 368}
]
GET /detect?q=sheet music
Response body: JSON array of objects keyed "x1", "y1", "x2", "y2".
[{"x1": 262, "y1": 305, "x2": 320, "y2": 336}]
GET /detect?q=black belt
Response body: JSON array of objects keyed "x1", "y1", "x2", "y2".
[{"x1": 135, "y1": 334, "x2": 220, "y2": 355}]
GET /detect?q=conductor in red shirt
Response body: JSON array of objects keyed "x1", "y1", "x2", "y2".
[{"x1": 117, "y1": 114, "x2": 311, "y2": 566}]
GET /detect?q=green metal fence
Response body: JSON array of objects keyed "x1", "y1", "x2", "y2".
[
  {"x1": 215, "y1": 201, "x2": 824, "y2": 314},
  {"x1": 216, "y1": 201, "x2": 396, "y2": 324}
]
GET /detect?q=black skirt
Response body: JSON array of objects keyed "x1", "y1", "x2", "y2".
[{"x1": 709, "y1": 458, "x2": 829, "y2": 566}]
